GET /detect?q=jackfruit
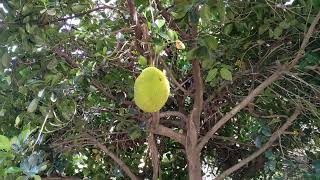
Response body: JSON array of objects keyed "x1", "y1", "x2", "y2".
[{"x1": 134, "y1": 67, "x2": 170, "y2": 112}]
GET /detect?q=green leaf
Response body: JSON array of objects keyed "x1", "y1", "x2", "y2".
[
  {"x1": 217, "y1": 0, "x2": 226, "y2": 23},
  {"x1": 154, "y1": 44, "x2": 165, "y2": 55},
  {"x1": 203, "y1": 36, "x2": 218, "y2": 50},
  {"x1": 17, "y1": 176, "x2": 28, "y2": 180},
  {"x1": 5, "y1": 76, "x2": 11, "y2": 85},
  {"x1": 47, "y1": 58, "x2": 58, "y2": 70},
  {"x1": 1, "y1": 52, "x2": 10, "y2": 67},
  {"x1": 33, "y1": 175, "x2": 41, "y2": 180},
  {"x1": 20, "y1": 124, "x2": 31, "y2": 142},
  {"x1": 129, "y1": 128, "x2": 142, "y2": 140},
  {"x1": 5, "y1": 167, "x2": 23, "y2": 174},
  {"x1": 279, "y1": 21, "x2": 290, "y2": 29},
  {"x1": 186, "y1": 46, "x2": 209, "y2": 60},
  {"x1": 0, "y1": 151, "x2": 14, "y2": 159},
  {"x1": 167, "y1": 29, "x2": 178, "y2": 41},
  {"x1": 258, "y1": 24, "x2": 269, "y2": 34},
  {"x1": 72, "y1": 5, "x2": 87, "y2": 12},
  {"x1": 47, "y1": 9, "x2": 56, "y2": 16},
  {"x1": 38, "y1": 89, "x2": 45, "y2": 98},
  {"x1": 268, "y1": 118, "x2": 281, "y2": 125},
  {"x1": 223, "y1": 24, "x2": 233, "y2": 35},
  {"x1": 202, "y1": 59, "x2": 215, "y2": 70},
  {"x1": 313, "y1": 0, "x2": 320, "y2": 9},
  {"x1": 26, "y1": 23, "x2": 32, "y2": 33},
  {"x1": 27, "y1": 98, "x2": 39, "y2": 113},
  {"x1": 155, "y1": 19, "x2": 165, "y2": 28},
  {"x1": 189, "y1": 7, "x2": 199, "y2": 24},
  {"x1": 15, "y1": 115, "x2": 21, "y2": 127},
  {"x1": 0, "y1": 109, "x2": 5, "y2": 116},
  {"x1": 205, "y1": 68, "x2": 218, "y2": 82},
  {"x1": 137, "y1": 56, "x2": 147, "y2": 66},
  {"x1": 220, "y1": 68, "x2": 232, "y2": 81},
  {"x1": 0, "y1": 135, "x2": 11, "y2": 151},
  {"x1": 200, "y1": 4, "x2": 211, "y2": 24},
  {"x1": 172, "y1": 2, "x2": 191, "y2": 19},
  {"x1": 273, "y1": 27, "x2": 283, "y2": 39},
  {"x1": 261, "y1": 126, "x2": 272, "y2": 136}
]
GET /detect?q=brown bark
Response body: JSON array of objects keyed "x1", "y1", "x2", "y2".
[
  {"x1": 198, "y1": 68, "x2": 284, "y2": 150},
  {"x1": 148, "y1": 133, "x2": 161, "y2": 180},
  {"x1": 186, "y1": 150, "x2": 202, "y2": 180},
  {"x1": 198, "y1": 11, "x2": 320, "y2": 151},
  {"x1": 215, "y1": 108, "x2": 301, "y2": 179},
  {"x1": 87, "y1": 134, "x2": 139, "y2": 180},
  {"x1": 148, "y1": 112, "x2": 161, "y2": 180},
  {"x1": 186, "y1": 115, "x2": 202, "y2": 180},
  {"x1": 127, "y1": 0, "x2": 144, "y2": 54},
  {"x1": 153, "y1": 124, "x2": 186, "y2": 146}
]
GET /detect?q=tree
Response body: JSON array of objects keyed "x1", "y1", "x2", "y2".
[{"x1": 0, "y1": 0, "x2": 320, "y2": 179}]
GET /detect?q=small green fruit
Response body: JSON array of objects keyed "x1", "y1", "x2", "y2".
[{"x1": 134, "y1": 67, "x2": 170, "y2": 112}]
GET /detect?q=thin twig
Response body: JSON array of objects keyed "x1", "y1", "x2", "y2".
[
  {"x1": 198, "y1": 11, "x2": 320, "y2": 151},
  {"x1": 87, "y1": 134, "x2": 139, "y2": 180},
  {"x1": 159, "y1": 58, "x2": 188, "y2": 93},
  {"x1": 215, "y1": 108, "x2": 301, "y2": 180}
]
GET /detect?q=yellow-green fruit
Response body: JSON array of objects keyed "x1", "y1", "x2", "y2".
[{"x1": 134, "y1": 67, "x2": 170, "y2": 112}]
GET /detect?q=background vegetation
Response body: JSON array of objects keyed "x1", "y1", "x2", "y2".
[{"x1": 0, "y1": 0, "x2": 320, "y2": 179}]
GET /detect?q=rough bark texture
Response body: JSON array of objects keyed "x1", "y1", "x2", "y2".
[
  {"x1": 149, "y1": 112, "x2": 161, "y2": 180},
  {"x1": 187, "y1": 150, "x2": 202, "y2": 180},
  {"x1": 186, "y1": 115, "x2": 202, "y2": 180}
]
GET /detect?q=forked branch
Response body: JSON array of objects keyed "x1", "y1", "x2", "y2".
[
  {"x1": 153, "y1": 125, "x2": 186, "y2": 146},
  {"x1": 198, "y1": 11, "x2": 320, "y2": 151},
  {"x1": 215, "y1": 108, "x2": 301, "y2": 180}
]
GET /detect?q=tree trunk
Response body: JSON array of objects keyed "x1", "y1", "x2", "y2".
[
  {"x1": 187, "y1": 150, "x2": 202, "y2": 180},
  {"x1": 186, "y1": 114, "x2": 202, "y2": 180}
]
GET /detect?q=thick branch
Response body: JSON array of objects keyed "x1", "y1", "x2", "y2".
[
  {"x1": 198, "y1": 11, "x2": 320, "y2": 151},
  {"x1": 87, "y1": 135, "x2": 139, "y2": 180},
  {"x1": 148, "y1": 133, "x2": 160, "y2": 180},
  {"x1": 191, "y1": 59, "x2": 203, "y2": 131},
  {"x1": 215, "y1": 108, "x2": 301, "y2": 180},
  {"x1": 198, "y1": 67, "x2": 284, "y2": 150},
  {"x1": 160, "y1": 111, "x2": 187, "y2": 121},
  {"x1": 148, "y1": 112, "x2": 161, "y2": 180},
  {"x1": 52, "y1": 47, "x2": 79, "y2": 68},
  {"x1": 153, "y1": 125, "x2": 186, "y2": 146},
  {"x1": 127, "y1": 0, "x2": 144, "y2": 54},
  {"x1": 289, "y1": 11, "x2": 320, "y2": 68}
]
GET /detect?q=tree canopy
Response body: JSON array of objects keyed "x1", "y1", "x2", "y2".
[{"x1": 0, "y1": 0, "x2": 320, "y2": 179}]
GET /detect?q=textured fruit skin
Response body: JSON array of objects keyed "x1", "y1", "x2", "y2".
[{"x1": 134, "y1": 67, "x2": 170, "y2": 112}]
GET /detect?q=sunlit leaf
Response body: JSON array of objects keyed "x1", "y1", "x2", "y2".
[
  {"x1": 205, "y1": 68, "x2": 218, "y2": 82},
  {"x1": 1, "y1": 52, "x2": 10, "y2": 67},
  {"x1": 155, "y1": 19, "x2": 165, "y2": 28},
  {"x1": 137, "y1": 56, "x2": 147, "y2": 66},
  {"x1": 0, "y1": 135, "x2": 11, "y2": 151},
  {"x1": 200, "y1": 4, "x2": 211, "y2": 24},
  {"x1": 220, "y1": 68, "x2": 232, "y2": 81},
  {"x1": 27, "y1": 98, "x2": 39, "y2": 113}
]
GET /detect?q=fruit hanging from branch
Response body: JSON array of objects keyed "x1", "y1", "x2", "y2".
[{"x1": 134, "y1": 67, "x2": 170, "y2": 112}]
